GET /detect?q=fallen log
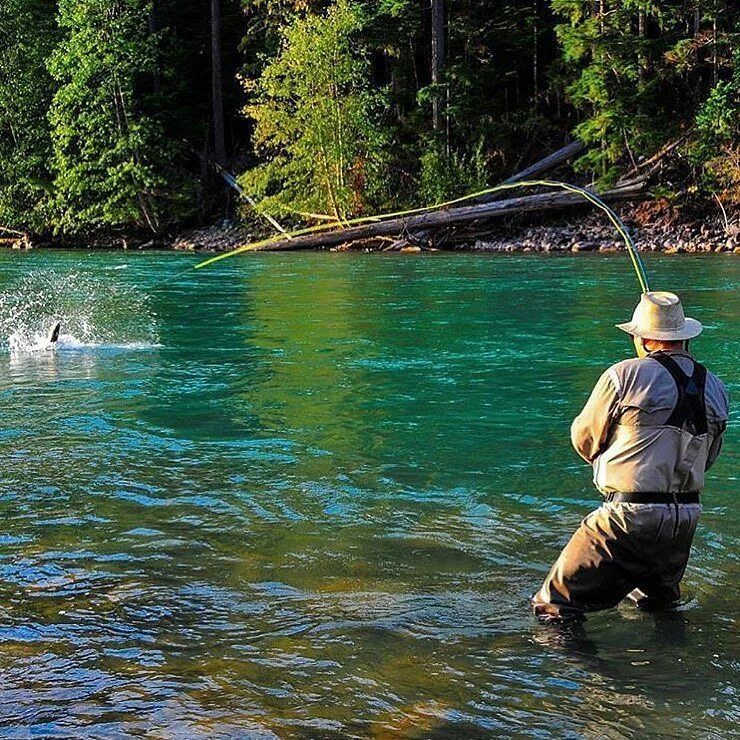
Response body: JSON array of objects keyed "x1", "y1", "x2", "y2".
[
  {"x1": 246, "y1": 183, "x2": 646, "y2": 252},
  {"x1": 390, "y1": 141, "x2": 586, "y2": 249},
  {"x1": 504, "y1": 141, "x2": 584, "y2": 185},
  {"x1": 616, "y1": 136, "x2": 688, "y2": 187},
  {"x1": 0, "y1": 225, "x2": 26, "y2": 237}
]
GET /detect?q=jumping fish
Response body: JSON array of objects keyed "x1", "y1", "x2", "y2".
[{"x1": 47, "y1": 321, "x2": 61, "y2": 345}]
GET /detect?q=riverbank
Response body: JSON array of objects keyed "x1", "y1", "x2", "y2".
[
  {"x1": 465, "y1": 207, "x2": 739, "y2": 254},
  {"x1": 171, "y1": 203, "x2": 738, "y2": 254},
  {"x1": 5, "y1": 201, "x2": 738, "y2": 254}
]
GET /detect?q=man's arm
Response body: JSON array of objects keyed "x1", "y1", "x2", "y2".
[
  {"x1": 706, "y1": 421, "x2": 726, "y2": 471},
  {"x1": 570, "y1": 369, "x2": 620, "y2": 463},
  {"x1": 706, "y1": 378, "x2": 729, "y2": 471}
]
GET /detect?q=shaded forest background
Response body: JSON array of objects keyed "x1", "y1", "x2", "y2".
[{"x1": 0, "y1": 0, "x2": 737, "y2": 240}]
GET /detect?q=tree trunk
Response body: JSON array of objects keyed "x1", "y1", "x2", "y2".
[
  {"x1": 638, "y1": 9, "x2": 647, "y2": 85},
  {"x1": 431, "y1": 0, "x2": 445, "y2": 132},
  {"x1": 712, "y1": 7, "x2": 718, "y2": 85},
  {"x1": 149, "y1": 2, "x2": 161, "y2": 95},
  {"x1": 502, "y1": 141, "x2": 584, "y2": 186},
  {"x1": 533, "y1": 0, "x2": 539, "y2": 96},
  {"x1": 211, "y1": 0, "x2": 227, "y2": 165}
]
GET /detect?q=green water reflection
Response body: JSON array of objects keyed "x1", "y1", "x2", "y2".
[{"x1": 0, "y1": 251, "x2": 736, "y2": 737}]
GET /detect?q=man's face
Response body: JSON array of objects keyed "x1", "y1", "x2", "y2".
[{"x1": 633, "y1": 335, "x2": 648, "y2": 358}]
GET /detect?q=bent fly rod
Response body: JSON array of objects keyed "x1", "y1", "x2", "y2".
[{"x1": 193, "y1": 180, "x2": 651, "y2": 295}]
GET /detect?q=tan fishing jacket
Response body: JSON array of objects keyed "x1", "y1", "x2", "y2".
[{"x1": 571, "y1": 351, "x2": 729, "y2": 495}]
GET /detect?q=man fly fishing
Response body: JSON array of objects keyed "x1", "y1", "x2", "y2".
[{"x1": 533, "y1": 291, "x2": 729, "y2": 623}]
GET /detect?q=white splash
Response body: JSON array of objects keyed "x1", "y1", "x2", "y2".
[{"x1": 0, "y1": 270, "x2": 159, "y2": 354}]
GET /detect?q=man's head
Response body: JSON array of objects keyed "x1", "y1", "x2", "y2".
[{"x1": 616, "y1": 291, "x2": 702, "y2": 358}]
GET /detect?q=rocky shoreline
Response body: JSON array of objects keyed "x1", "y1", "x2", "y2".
[
  {"x1": 170, "y1": 202, "x2": 739, "y2": 255},
  {"x1": 5, "y1": 202, "x2": 738, "y2": 255},
  {"x1": 466, "y1": 215, "x2": 739, "y2": 254}
]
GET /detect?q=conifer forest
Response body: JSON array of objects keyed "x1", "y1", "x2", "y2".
[{"x1": 0, "y1": 1, "x2": 737, "y2": 242}]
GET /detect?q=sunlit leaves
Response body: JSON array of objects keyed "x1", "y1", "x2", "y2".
[
  {"x1": 47, "y1": 0, "x2": 181, "y2": 234},
  {"x1": 240, "y1": 0, "x2": 387, "y2": 221}
]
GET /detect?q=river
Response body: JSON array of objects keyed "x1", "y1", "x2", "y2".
[{"x1": 0, "y1": 250, "x2": 736, "y2": 737}]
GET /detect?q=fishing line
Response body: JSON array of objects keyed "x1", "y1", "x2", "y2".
[{"x1": 193, "y1": 180, "x2": 651, "y2": 293}]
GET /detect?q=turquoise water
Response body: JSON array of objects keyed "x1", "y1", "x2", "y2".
[{"x1": 0, "y1": 251, "x2": 736, "y2": 737}]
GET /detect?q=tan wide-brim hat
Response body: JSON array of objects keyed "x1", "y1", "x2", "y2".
[{"x1": 617, "y1": 291, "x2": 703, "y2": 341}]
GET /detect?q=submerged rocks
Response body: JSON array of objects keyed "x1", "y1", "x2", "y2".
[{"x1": 571, "y1": 241, "x2": 597, "y2": 252}]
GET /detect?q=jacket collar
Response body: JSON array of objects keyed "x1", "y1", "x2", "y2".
[{"x1": 648, "y1": 348, "x2": 693, "y2": 359}]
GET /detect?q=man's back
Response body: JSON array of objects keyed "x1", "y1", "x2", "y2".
[{"x1": 571, "y1": 350, "x2": 729, "y2": 495}]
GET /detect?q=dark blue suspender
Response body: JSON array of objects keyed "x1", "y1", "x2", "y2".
[{"x1": 651, "y1": 353, "x2": 709, "y2": 436}]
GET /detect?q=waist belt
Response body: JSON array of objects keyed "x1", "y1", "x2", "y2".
[{"x1": 604, "y1": 492, "x2": 700, "y2": 504}]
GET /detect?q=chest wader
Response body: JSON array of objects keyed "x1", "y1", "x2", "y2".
[
  {"x1": 651, "y1": 352, "x2": 709, "y2": 534},
  {"x1": 533, "y1": 354, "x2": 712, "y2": 623}
]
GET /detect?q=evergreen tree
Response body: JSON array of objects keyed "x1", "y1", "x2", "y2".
[
  {"x1": 552, "y1": 0, "x2": 739, "y2": 185},
  {"x1": 0, "y1": 0, "x2": 58, "y2": 233},
  {"x1": 692, "y1": 44, "x2": 740, "y2": 202},
  {"x1": 47, "y1": 0, "x2": 186, "y2": 234}
]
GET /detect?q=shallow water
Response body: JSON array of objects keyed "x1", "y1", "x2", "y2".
[{"x1": 0, "y1": 250, "x2": 736, "y2": 738}]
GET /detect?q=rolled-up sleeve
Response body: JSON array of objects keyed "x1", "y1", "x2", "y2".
[{"x1": 570, "y1": 370, "x2": 620, "y2": 463}]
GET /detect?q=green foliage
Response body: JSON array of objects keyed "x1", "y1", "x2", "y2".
[
  {"x1": 691, "y1": 48, "x2": 740, "y2": 200},
  {"x1": 0, "y1": 0, "x2": 57, "y2": 232},
  {"x1": 240, "y1": 0, "x2": 387, "y2": 220},
  {"x1": 47, "y1": 0, "x2": 189, "y2": 235},
  {"x1": 695, "y1": 81, "x2": 738, "y2": 151},
  {"x1": 407, "y1": 0, "x2": 558, "y2": 194},
  {"x1": 419, "y1": 141, "x2": 489, "y2": 205},
  {"x1": 1, "y1": 0, "x2": 737, "y2": 236},
  {"x1": 555, "y1": 1, "x2": 663, "y2": 182},
  {"x1": 554, "y1": 1, "x2": 739, "y2": 189}
]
